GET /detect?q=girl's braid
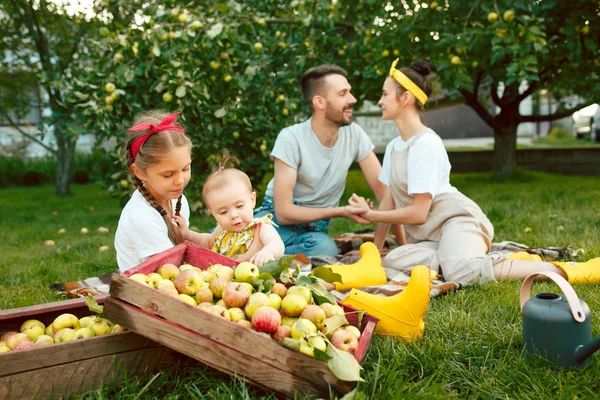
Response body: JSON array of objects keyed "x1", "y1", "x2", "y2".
[
  {"x1": 134, "y1": 176, "x2": 167, "y2": 216},
  {"x1": 175, "y1": 195, "x2": 182, "y2": 217}
]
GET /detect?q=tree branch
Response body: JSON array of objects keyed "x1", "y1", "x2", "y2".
[
  {"x1": 0, "y1": 114, "x2": 57, "y2": 154},
  {"x1": 459, "y1": 88, "x2": 497, "y2": 129},
  {"x1": 517, "y1": 102, "x2": 593, "y2": 123},
  {"x1": 490, "y1": 80, "x2": 508, "y2": 108}
]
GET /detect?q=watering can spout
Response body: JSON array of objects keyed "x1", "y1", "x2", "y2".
[{"x1": 574, "y1": 336, "x2": 600, "y2": 366}]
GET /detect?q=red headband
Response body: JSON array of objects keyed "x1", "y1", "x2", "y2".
[{"x1": 128, "y1": 112, "x2": 185, "y2": 160}]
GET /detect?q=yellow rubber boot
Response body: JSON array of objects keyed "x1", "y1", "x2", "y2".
[
  {"x1": 341, "y1": 265, "x2": 432, "y2": 340},
  {"x1": 551, "y1": 258, "x2": 600, "y2": 283},
  {"x1": 324, "y1": 242, "x2": 387, "y2": 291},
  {"x1": 507, "y1": 251, "x2": 543, "y2": 261}
]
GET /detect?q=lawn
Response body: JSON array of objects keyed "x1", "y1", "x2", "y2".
[{"x1": 1, "y1": 170, "x2": 600, "y2": 399}]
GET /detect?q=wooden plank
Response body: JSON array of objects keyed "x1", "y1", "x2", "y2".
[
  {"x1": 0, "y1": 346, "x2": 178, "y2": 400},
  {"x1": 104, "y1": 296, "x2": 341, "y2": 399},
  {"x1": 109, "y1": 273, "x2": 355, "y2": 394}
]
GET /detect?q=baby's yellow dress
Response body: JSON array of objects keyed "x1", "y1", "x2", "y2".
[{"x1": 211, "y1": 214, "x2": 275, "y2": 258}]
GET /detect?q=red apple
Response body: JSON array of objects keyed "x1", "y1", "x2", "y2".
[
  {"x1": 272, "y1": 325, "x2": 292, "y2": 340},
  {"x1": 344, "y1": 325, "x2": 361, "y2": 340},
  {"x1": 271, "y1": 282, "x2": 287, "y2": 298},
  {"x1": 251, "y1": 306, "x2": 281, "y2": 333},
  {"x1": 12, "y1": 340, "x2": 36, "y2": 351},
  {"x1": 300, "y1": 304, "x2": 327, "y2": 330},
  {"x1": 222, "y1": 282, "x2": 250, "y2": 308},
  {"x1": 6, "y1": 333, "x2": 32, "y2": 349},
  {"x1": 174, "y1": 269, "x2": 204, "y2": 295},
  {"x1": 195, "y1": 287, "x2": 213, "y2": 304},
  {"x1": 331, "y1": 328, "x2": 359, "y2": 354}
]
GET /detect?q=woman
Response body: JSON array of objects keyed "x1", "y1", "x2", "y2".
[{"x1": 350, "y1": 59, "x2": 598, "y2": 284}]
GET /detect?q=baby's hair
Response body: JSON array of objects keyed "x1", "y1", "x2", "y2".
[
  {"x1": 123, "y1": 109, "x2": 192, "y2": 245},
  {"x1": 202, "y1": 155, "x2": 253, "y2": 208},
  {"x1": 391, "y1": 59, "x2": 435, "y2": 110}
]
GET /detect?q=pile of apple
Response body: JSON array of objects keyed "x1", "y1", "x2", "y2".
[
  {"x1": 0, "y1": 314, "x2": 125, "y2": 353},
  {"x1": 129, "y1": 261, "x2": 362, "y2": 358}
]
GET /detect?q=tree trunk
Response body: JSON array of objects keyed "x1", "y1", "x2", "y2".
[
  {"x1": 492, "y1": 107, "x2": 520, "y2": 178},
  {"x1": 55, "y1": 132, "x2": 76, "y2": 196}
]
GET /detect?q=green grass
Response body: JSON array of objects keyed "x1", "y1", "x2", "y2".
[{"x1": 1, "y1": 170, "x2": 600, "y2": 399}]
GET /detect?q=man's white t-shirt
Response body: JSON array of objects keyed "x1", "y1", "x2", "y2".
[
  {"x1": 265, "y1": 118, "x2": 374, "y2": 209},
  {"x1": 115, "y1": 190, "x2": 190, "y2": 272},
  {"x1": 379, "y1": 129, "x2": 457, "y2": 198}
]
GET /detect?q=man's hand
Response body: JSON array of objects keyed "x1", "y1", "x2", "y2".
[{"x1": 341, "y1": 204, "x2": 372, "y2": 224}]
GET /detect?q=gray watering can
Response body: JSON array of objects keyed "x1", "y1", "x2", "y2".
[{"x1": 520, "y1": 271, "x2": 600, "y2": 368}]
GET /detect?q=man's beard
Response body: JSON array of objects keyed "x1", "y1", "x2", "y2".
[{"x1": 325, "y1": 106, "x2": 353, "y2": 127}]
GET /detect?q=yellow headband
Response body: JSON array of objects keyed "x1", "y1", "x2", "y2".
[{"x1": 389, "y1": 58, "x2": 428, "y2": 106}]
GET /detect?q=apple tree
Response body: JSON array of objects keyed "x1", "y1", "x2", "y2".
[
  {"x1": 356, "y1": 0, "x2": 600, "y2": 177},
  {"x1": 0, "y1": 0, "x2": 143, "y2": 196}
]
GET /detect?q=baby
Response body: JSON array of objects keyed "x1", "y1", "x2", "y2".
[{"x1": 174, "y1": 156, "x2": 285, "y2": 266}]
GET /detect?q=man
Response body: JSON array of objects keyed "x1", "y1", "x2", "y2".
[{"x1": 255, "y1": 64, "x2": 401, "y2": 256}]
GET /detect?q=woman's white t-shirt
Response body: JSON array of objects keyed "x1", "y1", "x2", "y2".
[
  {"x1": 379, "y1": 129, "x2": 457, "y2": 198},
  {"x1": 115, "y1": 190, "x2": 190, "y2": 272}
]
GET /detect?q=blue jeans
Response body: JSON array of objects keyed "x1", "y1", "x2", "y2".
[{"x1": 254, "y1": 196, "x2": 339, "y2": 257}]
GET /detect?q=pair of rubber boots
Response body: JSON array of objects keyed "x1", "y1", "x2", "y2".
[
  {"x1": 324, "y1": 242, "x2": 431, "y2": 341},
  {"x1": 507, "y1": 252, "x2": 600, "y2": 284}
]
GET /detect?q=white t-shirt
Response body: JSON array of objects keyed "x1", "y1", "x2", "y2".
[
  {"x1": 265, "y1": 119, "x2": 374, "y2": 209},
  {"x1": 379, "y1": 129, "x2": 457, "y2": 198},
  {"x1": 115, "y1": 190, "x2": 190, "y2": 272}
]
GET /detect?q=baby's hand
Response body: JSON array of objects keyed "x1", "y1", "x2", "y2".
[
  {"x1": 172, "y1": 215, "x2": 190, "y2": 238},
  {"x1": 250, "y1": 248, "x2": 275, "y2": 267}
]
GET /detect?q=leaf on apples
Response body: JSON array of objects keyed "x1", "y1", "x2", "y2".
[
  {"x1": 323, "y1": 315, "x2": 348, "y2": 336},
  {"x1": 258, "y1": 254, "x2": 294, "y2": 278},
  {"x1": 326, "y1": 343, "x2": 364, "y2": 382},
  {"x1": 313, "y1": 346, "x2": 330, "y2": 361},
  {"x1": 310, "y1": 266, "x2": 342, "y2": 284},
  {"x1": 357, "y1": 310, "x2": 365, "y2": 330},
  {"x1": 85, "y1": 294, "x2": 104, "y2": 315}
]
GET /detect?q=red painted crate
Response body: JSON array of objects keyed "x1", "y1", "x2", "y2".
[
  {"x1": 104, "y1": 240, "x2": 378, "y2": 398},
  {"x1": 0, "y1": 295, "x2": 189, "y2": 400}
]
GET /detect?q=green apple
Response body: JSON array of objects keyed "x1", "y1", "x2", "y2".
[
  {"x1": 237, "y1": 319, "x2": 253, "y2": 329},
  {"x1": 52, "y1": 313, "x2": 81, "y2": 334},
  {"x1": 381, "y1": 49, "x2": 390, "y2": 57},
  {"x1": 157, "y1": 263, "x2": 180, "y2": 280},
  {"x1": 253, "y1": 42, "x2": 263, "y2": 52},
  {"x1": 487, "y1": 12, "x2": 498, "y2": 22},
  {"x1": 320, "y1": 303, "x2": 345, "y2": 318},
  {"x1": 209, "y1": 277, "x2": 231, "y2": 298},
  {"x1": 215, "y1": 299, "x2": 227, "y2": 308},
  {"x1": 20, "y1": 319, "x2": 45, "y2": 334},
  {"x1": 239, "y1": 282, "x2": 255, "y2": 295},
  {"x1": 208, "y1": 305, "x2": 230, "y2": 320},
  {"x1": 113, "y1": 52, "x2": 124, "y2": 62},
  {"x1": 300, "y1": 304, "x2": 326, "y2": 330},
  {"x1": 179, "y1": 263, "x2": 196, "y2": 271},
  {"x1": 158, "y1": 284, "x2": 179, "y2": 297},
  {"x1": 215, "y1": 265, "x2": 235, "y2": 280},
  {"x1": 33, "y1": 335, "x2": 54, "y2": 346},
  {"x1": 286, "y1": 286, "x2": 311, "y2": 303},
  {"x1": 210, "y1": 61, "x2": 220, "y2": 70},
  {"x1": 234, "y1": 261, "x2": 260, "y2": 282},
  {"x1": 0, "y1": 345, "x2": 10, "y2": 352},
  {"x1": 88, "y1": 318, "x2": 113, "y2": 336},
  {"x1": 228, "y1": 307, "x2": 246, "y2": 322},
  {"x1": 147, "y1": 272, "x2": 163, "y2": 287},
  {"x1": 223, "y1": 74, "x2": 232, "y2": 82},
  {"x1": 178, "y1": 293, "x2": 198, "y2": 306},
  {"x1": 190, "y1": 20, "x2": 202, "y2": 30},
  {"x1": 451, "y1": 56, "x2": 461, "y2": 65},
  {"x1": 344, "y1": 325, "x2": 361, "y2": 340},
  {"x1": 178, "y1": 13, "x2": 189, "y2": 24},
  {"x1": 308, "y1": 336, "x2": 327, "y2": 352},
  {"x1": 503, "y1": 9, "x2": 515, "y2": 22},
  {"x1": 53, "y1": 328, "x2": 77, "y2": 343},
  {"x1": 23, "y1": 326, "x2": 45, "y2": 340},
  {"x1": 75, "y1": 327, "x2": 96, "y2": 339},
  {"x1": 198, "y1": 270, "x2": 216, "y2": 283},
  {"x1": 129, "y1": 273, "x2": 151, "y2": 286},
  {"x1": 112, "y1": 324, "x2": 127, "y2": 333},
  {"x1": 162, "y1": 92, "x2": 173, "y2": 103},
  {"x1": 195, "y1": 286, "x2": 214, "y2": 304},
  {"x1": 244, "y1": 292, "x2": 271, "y2": 319},
  {"x1": 104, "y1": 82, "x2": 116, "y2": 93},
  {"x1": 268, "y1": 293, "x2": 282, "y2": 310},
  {"x1": 79, "y1": 316, "x2": 96, "y2": 328},
  {"x1": 281, "y1": 294, "x2": 308, "y2": 317},
  {"x1": 298, "y1": 339, "x2": 314, "y2": 357},
  {"x1": 281, "y1": 316, "x2": 298, "y2": 328},
  {"x1": 156, "y1": 278, "x2": 176, "y2": 289}
]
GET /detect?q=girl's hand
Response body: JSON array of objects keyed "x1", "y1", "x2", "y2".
[
  {"x1": 172, "y1": 215, "x2": 190, "y2": 238},
  {"x1": 250, "y1": 248, "x2": 275, "y2": 267},
  {"x1": 349, "y1": 193, "x2": 373, "y2": 210}
]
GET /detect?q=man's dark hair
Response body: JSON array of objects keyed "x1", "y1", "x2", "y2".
[{"x1": 300, "y1": 64, "x2": 348, "y2": 112}]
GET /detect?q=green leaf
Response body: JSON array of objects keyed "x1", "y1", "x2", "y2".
[
  {"x1": 207, "y1": 23, "x2": 224, "y2": 39},
  {"x1": 323, "y1": 315, "x2": 348, "y2": 336},
  {"x1": 340, "y1": 388, "x2": 367, "y2": 400},
  {"x1": 313, "y1": 347, "x2": 330, "y2": 361},
  {"x1": 152, "y1": 43, "x2": 160, "y2": 57},
  {"x1": 279, "y1": 337, "x2": 301, "y2": 351},
  {"x1": 85, "y1": 294, "x2": 104, "y2": 314},
  {"x1": 357, "y1": 310, "x2": 364, "y2": 330},
  {"x1": 310, "y1": 266, "x2": 342, "y2": 284},
  {"x1": 306, "y1": 282, "x2": 338, "y2": 305},
  {"x1": 258, "y1": 254, "x2": 294, "y2": 278},
  {"x1": 326, "y1": 343, "x2": 364, "y2": 382}
]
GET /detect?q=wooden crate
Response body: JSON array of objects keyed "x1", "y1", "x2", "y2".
[
  {"x1": 0, "y1": 294, "x2": 189, "y2": 400},
  {"x1": 105, "y1": 240, "x2": 378, "y2": 399}
]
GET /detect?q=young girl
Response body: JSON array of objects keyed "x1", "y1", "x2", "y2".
[
  {"x1": 114, "y1": 110, "x2": 192, "y2": 272},
  {"x1": 173, "y1": 156, "x2": 285, "y2": 266},
  {"x1": 350, "y1": 58, "x2": 600, "y2": 285}
]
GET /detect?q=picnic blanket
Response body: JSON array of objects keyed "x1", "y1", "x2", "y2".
[{"x1": 51, "y1": 230, "x2": 583, "y2": 299}]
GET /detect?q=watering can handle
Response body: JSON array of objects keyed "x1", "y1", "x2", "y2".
[{"x1": 520, "y1": 271, "x2": 586, "y2": 323}]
